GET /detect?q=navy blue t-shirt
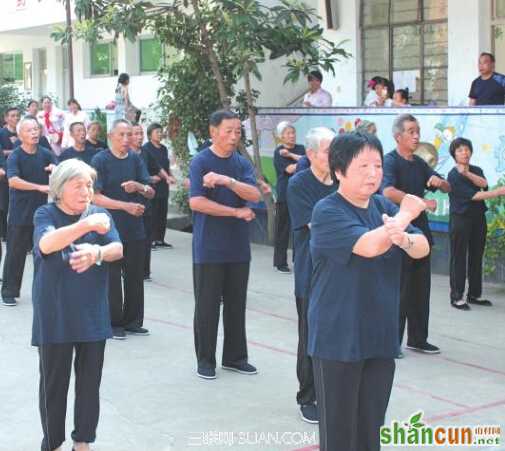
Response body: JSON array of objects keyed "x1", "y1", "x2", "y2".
[
  {"x1": 91, "y1": 149, "x2": 150, "y2": 243},
  {"x1": 469, "y1": 73, "x2": 505, "y2": 105},
  {"x1": 86, "y1": 139, "x2": 108, "y2": 151},
  {"x1": 308, "y1": 193, "x2": 421, "y2": 362},
  {"x1": 0, "y1": 147, "x2": 7, "y2": 211},
  {"x1": 448, "y1": 165, "x2": 487, "y2": 216},
  {"x1": 295, "y1": 155, "x2": 310, "y2": 173},
  {"x1": 32, "y1": 203, "x2": 120, "y2": 345},
  {"x1": 189, "y1": 147, "x2": 256, "y2": 264},
  {"x1": 287, "y1": 169, "x2": 336, "y2": 299},
  {"x1": 0, "y1": 127, "x2": 17, "y2": 150},
  {"x1": 7, "y1": 145, "x2": 57, "y2": 226},
  {"x1": 142, "y1": 141, "x2": 170, "y2": 199},
  {"x1": 137, "y1": 148, "x2": 161, "y2": 216},
  {"x1": 273, "y1": 144, "x2": 305, "y2": 202},
  {"x1": 59, "y1": 144, "x2": 101, "y2": 165},
  {"x1": 382, "y1": 150, "x2": 441, "y2": 244}
]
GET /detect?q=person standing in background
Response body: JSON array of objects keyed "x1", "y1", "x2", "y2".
[
  {"x1": 468, "y1": 52, "x2": 505, "y2": 105},
  {"x1": 37, "y1": 96, "x2": 65, "y2": 156},
  {"x1": 62, "y1": 98, "x2": 90, "y2": 150},
  {"x1": 303, "y1": 71, "x2": 333, "y2": 107},
  {"x1": 142, "y1": 123, "x2": 176, "y2": 250},
  {"x1": 86, "y1": 121, "x2": 108, "y2": 151}
]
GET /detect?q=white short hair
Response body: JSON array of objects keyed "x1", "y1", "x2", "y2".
[
  {"x1": 276, "y1": 121, "x2": 295, "y2": 138},
  {"x1": 305, "y1": 127, "x2": 336, "y2": 152},
  {"x1": 16, "y1": 116, "x2": 39, "y2": 135},
  {"x1": 49, "y1": 159, "x2": 96, "y2": 202}
]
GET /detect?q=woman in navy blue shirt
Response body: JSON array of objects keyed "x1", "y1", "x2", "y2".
[
  {"x1": 448, "y1": 137, "x2": 505, "y2": 310},
  {"x1": 309, "y1": 132, "x2": 429, "y2": 451},
  {"x1": 33, "y1": 159, "x2": 123, "y2": 451}
]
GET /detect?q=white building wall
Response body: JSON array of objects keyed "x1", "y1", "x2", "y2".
[{"x1": 0, "y1": 0, "x2": 67, "y2": 32}]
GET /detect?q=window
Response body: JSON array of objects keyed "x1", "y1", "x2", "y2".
[
  {"x1": 361, "y1": 0, "x2": 448, "y2": 105},
  {"x1": 0, "y1": 52, "x2": 23, "y2": 83},
  {"x1": 492, "y1": 0, "x2": 505, "y2": 73},
  {"x1": 140, "y1": 38, "x2": 163, "y2": 73},
  {"x1": 90, "y1": 42, "x2": 117, "y2": 76}
]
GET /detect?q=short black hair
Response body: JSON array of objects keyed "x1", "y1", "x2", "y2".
[
  {"x1": 4, "y1": 107, "x2": 19, "y2": 116},
  {"x1": 449, "y1": 137, "x2": 473, "y2": 159},
  {"x1": 395, "y1": 88, "x2": 409, "y2": 102},
  {"x1": 209, "y1": 110, "x2": 239, "y2": 127},
  {"x1": 67, "y1": 98, "x2": 82, "y2": 110},
  {"x1": 308, "y1": 70, "x2": 323, "y2": 82},
  {"x1": 329, "y1": 132, "x2": 383, "y2": 183},
  {"x1": 69, "y1": 122, "x2": 85, "y2": 134},
  {"x1": 147, "y1": 122, "x2": 162, "y2": 138},
  {"x1": 27, "y1": 99, "x2": 38, "y2": 108},
  {"x1": 480, "y1": 52, "x2": 495, "y2": 63}
]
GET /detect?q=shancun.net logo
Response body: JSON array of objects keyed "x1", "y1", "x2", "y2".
[{"x1": 380, "y1": 411, "x2": 501, "y2": 447}]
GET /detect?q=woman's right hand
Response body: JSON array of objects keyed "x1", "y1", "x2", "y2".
[{"x1": 83, "y1": 213, "x2": 111, "y2": 235}]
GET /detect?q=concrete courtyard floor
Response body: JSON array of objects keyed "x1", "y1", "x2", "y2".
[{"x1": 1, "y1": 230, "x2": 505, "y2": 451}]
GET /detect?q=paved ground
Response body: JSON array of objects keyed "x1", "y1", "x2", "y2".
[{"x1": 1, "y1": 230, "x2": 504, "y2": 451}]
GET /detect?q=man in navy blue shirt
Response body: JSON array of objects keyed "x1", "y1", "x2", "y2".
[
  {"x1": 59, "y1": 122, "x2": 100, "y2": 165},
  {"x1": 287, "y1": 127, "x2": 336, "y2": 424},
  {"x1": 469, "y1": 52, "x2": 505, "y2": 105},
  {"x1": 382, "y1": 114, "x2": 451, "y2": 355},
  {"x1": 86, "y1": 121, "x2": 108, "y2": 151},
  {"x1": 189, "y1": 110, "x2": 261, "y2": 380},
  {"x1": 273, "y1": 121, "x2": 305, "y2": 273},
  {"x1": 91, "y1": 119, "x2": 155, "y2": 339},
  {"x1": 1, "y1": 117, "x2": 56, "y2": 306}
]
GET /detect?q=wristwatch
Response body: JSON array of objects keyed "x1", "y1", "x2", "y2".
[
  {"x1": 95, "y1": 245, "x2": 103, "y2": 266},
  {"x1": 229, "y1": 177, "x2": 237, "y2": 188}
]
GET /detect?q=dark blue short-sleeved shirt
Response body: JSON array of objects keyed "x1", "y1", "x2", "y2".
[
  {"x1": 447, "y1": 165, "x2": 487, "y2": 216},
  {"x1": 136, "y1": 148, "x2": 161, "y2": 216},
  {"x1": 469, "y1": 73, "x2": 505, "y2": 105},
  {"x1": 0, "y1": 148, "x2": 7, "y2": 211},
  {"x1": 308, "y1": 193, "x2": 421, "y2": 362},
  {"x1": 142, "y1": 142, "x2": 170, "y2": 199},
  {"x1": 7, "y1": 145, "x2": 57, "y2": 226},
  {"x1": 86, "y1": 139, "x2": 108, "y2": 151},
  {"x1": 90, "y1": 149, "x2": 151, "y2": 243},
  {"x1": 59, "y1": 144, "x2": 101, "y2": 165},
  {"x1": 274, "y1": 144, "x2": 305, "y2": 202},
  {"x1": 287, "y1": 169, "x2": 336, "y2": 299},
  {"x1": 32, "y1": 203, "x2": 120, "y2": 345},
  {"x1": 0, "y1": 127, "x2": 17, "y2": 150},
  {"x1": 382, "y1": 149, "x2": 441, "y2": 244},
  {"x1": 295, "y1": 155, "x2": 310, "y2": 173},
  {"x1": 189, "y1": 147, "x2": 256, "y2": 264}
]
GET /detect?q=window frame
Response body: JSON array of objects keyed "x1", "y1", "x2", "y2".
[
  {"x1": 360, "y1": 0, "x2": 448, "y2": 105},
  {"x1": 0, "y1": 51, "x2": 24, "y2": 84},
  {"x1": 139, "y1": 36, "x2": 163, "y2": 74},
  {"x1": 89, "y1": 41, "x2": 118, "y2": 78}
]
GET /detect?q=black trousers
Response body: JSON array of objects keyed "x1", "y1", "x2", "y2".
[
  {"x1": 108, "y1": 240, "x2": 145, "y2": 329},
  {"x1": 295, "y1": 296, "x2": 316, "y2": 405},
  {"x1": 313, "y1": 357, "x2": 395, "y2": 451},
  {"x1": 1, "y1": 224, "x2": 33, "y2": 299},
  {"x1": 143, "y1": 213, "x2": 153, "y2": 277},
  {"x1": 193, "y1": 262, "x2": 250, "y2": 369},
  {"x1": 151, "y1": 197, "x2": 168, "y2": 242},
  {"x1": 399, "y1": 253, "x2": 431, "y2": 346},
  {"x1": 38, "y1": 341, "x2": 105, "y2": 451},
  {"x1": 273, "y1": 202, "x2": 290, "y2": 267},
  {"x1": 449, "y1": 213, "x2": 486, "y2": 302}
]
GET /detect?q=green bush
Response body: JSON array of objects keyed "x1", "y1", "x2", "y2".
[{"x1": 484, "y1": 175, "x2": 505, "y2": 276}]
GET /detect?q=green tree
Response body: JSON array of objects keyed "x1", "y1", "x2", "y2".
[{"x1": 51, "y1": 0, "x2": 350, "y2": 239}]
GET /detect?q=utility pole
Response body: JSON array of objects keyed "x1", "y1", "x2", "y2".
[{"x1": 65, "y1": 0, "x2": 75, "y2": 98}]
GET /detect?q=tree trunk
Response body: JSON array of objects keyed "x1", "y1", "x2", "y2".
[{"x1": 243, "y1": 66, "x2": 275, "y2": 243}]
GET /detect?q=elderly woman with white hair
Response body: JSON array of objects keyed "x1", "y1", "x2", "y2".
[
  {"x1": 32, "y1": 159, "x2": 123, "y2": 451},
  {"x1": 273, "y1": 121, "x2": 305, "y2": 273}
]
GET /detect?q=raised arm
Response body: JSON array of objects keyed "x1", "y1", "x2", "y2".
[{"x1": 189, "y1": 196, "x2": 255, "y2": 221}]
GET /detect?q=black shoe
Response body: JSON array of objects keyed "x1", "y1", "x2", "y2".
[
  {"x1": 406, "y1": 342, "x2": 440, "y2": 354},
  {"x1": 144, "y1": 275, "x2": 152, "y2": 282},
  {"x1": 451, "y1": 300, "x2": 471, "y2": 311},
  {"x1": 300, "y1": 404, "x2": 319, "y2": 424},
  {"x1": 467, "y1": 296, "x2": 493, "y2": 306},
  {"x1": 222, "y1": 362, "x2": 258, "y2": 375},
  {"x1": 112, "y1": 327, "x2": 126, "y2": 340},
  {"x1": 2, "y1": 297, "x2": 16, "y2": 306},
  {"x1": 125, "y1": 326, "x2": 150, "y2": 335},
  {"x1": 396, "y1": 350, "x2": 405, "y2": 359},
  {"x1": 197, "y1": 367, "x2": 216, "y2": 379},
  {"x1": 276, "y1": 265, "x2": 291, "y2": 274},
  {"x1": 151, "y1": 242, "x2": 158, "y2": 251},
  {"x1": 157, "y1": 241, "x2": 173, "y2": 249}
]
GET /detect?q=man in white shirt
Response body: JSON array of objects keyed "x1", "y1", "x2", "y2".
[{"x1": 303, "y1": 71, "x2": 333, "y2": 107}]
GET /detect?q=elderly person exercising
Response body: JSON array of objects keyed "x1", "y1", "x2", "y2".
[{"x1": 32, "y1": 159, "x2": 123, "y2": 451}]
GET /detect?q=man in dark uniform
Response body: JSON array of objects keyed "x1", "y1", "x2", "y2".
[
  {"x1": 468, "y1": 52, "x2": 505, "y2": 105},
  {"x1": 59, "y1": 122, "x2": 101, "y2": 165},
  {"x1": 382, "y1": 114, "x2": 451, "y2": 355},
  {"x1": 2, "y1": 117, "x2": 56, "y2": 306}
]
